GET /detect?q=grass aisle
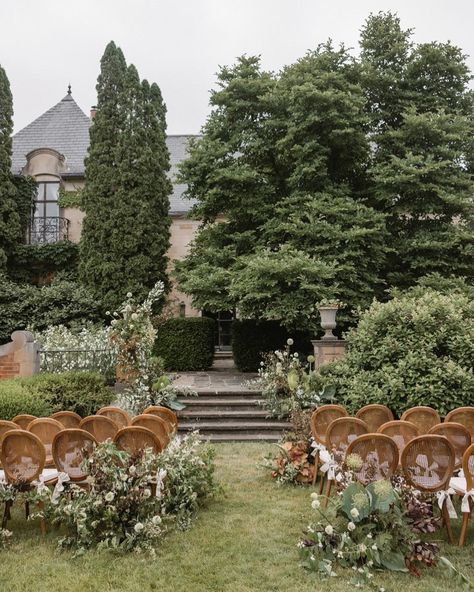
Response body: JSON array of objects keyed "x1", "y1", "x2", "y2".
[{"x1": 0, "y1": 443, "x2": 473, "y2": 591}]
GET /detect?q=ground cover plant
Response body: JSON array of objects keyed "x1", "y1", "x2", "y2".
[{"x1": 0, "y1": 443, "x2": 473, "y2": 592}]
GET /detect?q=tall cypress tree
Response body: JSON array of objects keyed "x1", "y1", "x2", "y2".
[
  {"x1": 0, "y1": 64, "x2": 21, "y2": 272},
  {"x1": 80, "y1": 43, "x2": 171, "y2": 311}
]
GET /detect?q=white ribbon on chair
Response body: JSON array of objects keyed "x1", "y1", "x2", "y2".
[
  {"x1": 33, "y1": 475, "x2": 49, "y2": 496},
  {"x1": 155, "y1": 469, "x2": 167, "y2": 499},
  {"x1": 319, "y1": 449, "x2": 338, "y2": 481},
  {"x1": 310, "y1": 440, "x2": 326, "y2": 458},
  {"x1": 461, "y1": 489, "x2": 474, "y2": 513},
  {"x1": 436, "y1": 488, "x2": 458, "y2": 519},
  {"x1": 51, "y1": 472, "x2": 70, "y2": 505}
]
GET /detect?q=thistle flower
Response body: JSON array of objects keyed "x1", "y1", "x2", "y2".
[
  {"x1": 346, "y1": 453, "x2": 364, "y2": 471},
  {"x1": 307, "y1": 355, "x2": 315, "y2": 363},
  {"x1": 311, "y1": 499, "x2": 321, "y2": 509},
  {"x1": 373, "y1": 479, "x2": 392, "y2": 498},
  {"x1": 352, "y1": 492, "x2": 369, "y2": 510}
]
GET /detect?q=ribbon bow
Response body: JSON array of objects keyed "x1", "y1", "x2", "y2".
[
  {"x1": 155, "y1": 469, "x2": 167, "y2": 499},
  {"x1": 319, "y1": 449, "x2": 338, "y2": 481},
  {"x1": 33, "y1": 475, "x2": 49, "y2": 496},
  {"x1": 461, "y1": 489, "x2": 474, "y2": 513},
  {"x1": 310, "y1": 440, "x2": 326, "y2": 458},
  {"x1": 436, "y1": 488, "x2": 458, "y2": 519},
  {"x1": 51, "y1": 472, "x2": 70, "y2": 505}
]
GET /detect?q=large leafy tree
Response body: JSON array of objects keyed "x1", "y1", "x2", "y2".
[
  {"x1": 0, "y1": 65, "x2": 22, "y2": 272},
  {"x1": 80, "y1": 42, "x2": 171, "y2": 311},
  {"x1": 361, "y1": 12, "x2": 474, "y2": 287}
]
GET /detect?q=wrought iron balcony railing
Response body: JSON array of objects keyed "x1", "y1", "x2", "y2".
[{"x1": 27, "y1": 216, "x2": 69, "y2": 244}]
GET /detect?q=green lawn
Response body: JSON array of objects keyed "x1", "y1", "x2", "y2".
[{"x1": 0, "y1": 443, "x2": 473, "y2": 591}]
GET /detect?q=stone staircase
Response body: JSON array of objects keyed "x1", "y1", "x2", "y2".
[{"x1": 177, "y1": 387, "x2": 290, "y2": 441}]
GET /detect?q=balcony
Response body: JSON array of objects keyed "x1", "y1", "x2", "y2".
[{"x1": 27, "y1": 216, "x2": 69, "y2": 244}]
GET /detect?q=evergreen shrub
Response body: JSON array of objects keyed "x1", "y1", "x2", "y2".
[
  {"x1": 0, "y1": 380, "x2": 52, "y2": 420},
  {"x1": 154, "y1": 318, "x2": 215, "y2": 371}
]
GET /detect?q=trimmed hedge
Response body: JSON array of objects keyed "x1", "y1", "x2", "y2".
[
  {"x1": 232, "y1": 320, "x2": 312, "y2": 372},
  {"x1": 0, "y1": 372, "x2": 114, "y2": 420},
  {"x1": 22, "y1": 372, "x2": 114, "y2": 416},
  {"x1": 0, "y1": 380, "x2": 52, "y2": 420},
  {"x1": 154, "y1": 317, "x2": 216, "y2": 371}
]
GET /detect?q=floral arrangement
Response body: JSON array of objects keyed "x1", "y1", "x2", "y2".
[
  {"x1": 253, "y1": 339, "x2": 324, "y2": 419},
  {"x1": 36, "y1": 323, "x2": 116, "y2": 379},
  {"x1": 29, "y1": 432, "x2": 218, "y2": 555},
  {"x1": 110, "y1": 282, "x2": 165, "y2": 413},
  {"x1": 264, "y1": 440, "x2": 315, "y2": 485},
  {"x1": 158, "y1": 431, "x2": 220, "y2": 529}
]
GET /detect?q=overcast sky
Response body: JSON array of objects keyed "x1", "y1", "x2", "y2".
[{"x1": 1, "y1": 0, "x2": 473, "y2": 134}]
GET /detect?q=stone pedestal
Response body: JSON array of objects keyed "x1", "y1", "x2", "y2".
[{"x1": 311, "y1": 339, "x2": 347, "y2": 370}]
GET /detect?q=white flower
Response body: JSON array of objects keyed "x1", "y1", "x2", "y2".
[
  {"x1": 131, "y1": 313, "x2": 139, "y2": 320},
  {"x1": 134, "y1": 522, "x2": 144, "y2": 533},
  {"x1": 293, "y1": 352, "x2": 299, "y2": 358},
  {"x1": 287, "y1": 338, "x2": 294, "y2": 346},
  {"x1": 105, "y1": 492, "x2": 115, "y2": 502},
  {"x1": 311, "y1": 499, "x2": 321, "y2": 509},
  {"x1": 127, "y1": 292, "x2": 133, "y2": 298},
  {"x1": 129, "y1": 465, "x2": 137, "y2": 475},
  {"x1": 359, "y1": 543, "x2": 367, "y2": 553},
  {"x1": 347, "y1": 521, "x2": 356, "y2": 531},
  {"x1": 324, "y1": 525, "x2": 334, "y2": 536},
  {"x1": 143, "y1": 488, "x2": 151, "y2": 498},
  {"x1": 350, "y1": 508, "x2": 359, "y2": 518},
  {"x1": 152, "y1": 515, "x2": 162, "y2": 525},
  {"x1": 371, "y1": 544, "x2": 377, "y2": 550}
]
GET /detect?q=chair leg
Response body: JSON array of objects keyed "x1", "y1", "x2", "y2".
[
  {"x1": 312, "y1": 450, "x2": 319, "y2": 487},
  {"x1": 459, "y1": 511, "x2": 471, "y2": 547},
  {"x1": 25, "y1": 501, "x2": 30, "y2": 519},
  {"x1": 319, "y1": 474, "x2": 325, "y2": 495},
  {"x1": 441, "y1": 501, "x2": 454, "y2": 545},
  {"x1": 324, "y1": 479, "x2": 333, "y2": 507}
]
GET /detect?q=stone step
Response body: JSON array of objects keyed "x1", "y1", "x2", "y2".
[
  {"x1": 179, "y1": 397, "x2": 263, "y2": 409},
  {"x1": 178, "y1": 420, "x2": 290, "y2": 432},
  {"x1": 182, "y1": 389, "x2": 260, "y2": 398},
  {"x1": 193, "y1": 432, "x2": 282, "y2": 442},
  {"x1": 179, "y1": 409, "x2": 269, "y2": 419}
]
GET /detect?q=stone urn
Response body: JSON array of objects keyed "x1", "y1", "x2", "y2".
[{"x1": 318, "y1": 305, "x2": 339, "y2": 340}]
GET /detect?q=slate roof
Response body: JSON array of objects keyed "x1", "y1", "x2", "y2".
[{"x1": 11, "y1": 93, "x2": 197, "y2": 215}]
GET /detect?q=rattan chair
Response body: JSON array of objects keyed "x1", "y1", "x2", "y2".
[
  {"x1": 143, "y1": 406, "x2": 177, "y2": 431},
  {"x1": 12, "y1": 414, "x2": 37, "y2": 430},
  {"x1": 377, "y1": 420, "x2": 420, "y2": 458},
  {"x1": 131, "y1": 414, "x2": 170, "y2": 449},
  {"x1": 27, "y1": 418, "x2": 63, "y2": 467},
  {"x1": 97, "y1": 406, "x2": 131, "y2": 429},
  {"x1": 310, "y1": 405, "x2": 348, "y2": 486},
  {"x1": 0, "y1": 420, "x2": 20, "y2": 440},
  {"x1": 457, "y1": 443, "x2": 474, "y2": 546},
  {"x1": 356, "y1": 404, "x2": 394, "y2": 433},
  {"x1": 1, "y1": 430, "x2": 47, "y2": 533},
  {"x1": 429, "y1": 423, "x2": 471, "y2": 470},
  {"x1": 323, "y1": 417, "x2": 369, "y2": 500},
  {"x1": 401, "y1": 434, "x2": 455, "y2": 543},
  {"x1": 79, "y1": 415, "x2": 118, "y2": 442},
  {"x1": 345, "y1": 433, "x2": 399, "y2": 484},
  {"x1": 400, "y1": 407, "x2": 440, "y2": 434},
  {"x1": 51, "y1": 411, "x2": 82, "y2": 429},
  {"x1": 113, "y1": 426, "x2": 162, "y2": 455},
  {"x1": 445, "y1": 408, "x2": 474, "y2": 441},
  {"x1": 52, "y1": 429, "x2": 97, "y2": 483}
]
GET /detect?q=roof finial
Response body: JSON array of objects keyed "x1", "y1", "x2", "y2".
[{"x1": 67, "y1": 83, "x2": 72, "y2": 95}]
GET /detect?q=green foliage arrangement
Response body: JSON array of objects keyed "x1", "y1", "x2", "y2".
[
  {"x1": 80, "y1": 41, "x2": 172, "y2": 312},
  {"x1": 176, "y1": 13, "x2": 474, "y2": 329},
  {"x1": 0, "y1": 275, "x2": 102, "y2": 344},
  {"x1": 0, "y1": 379, "x2": 52, "y2": 419},
  {"x1": 21, "y1": 371, "x2": 113, "y2": 417},
  {"x1": 57, "y1": 187, "x2": 83, "y2": 209},
  {"x1": 154, "y1": 317, "x2": 216, "y2": 371},
  {"x1": 231, "y1": 320, "x2": 312, "y2": 372},
  {"x1": 313, "y1": 288, "x2": 474, "y2": 416}
]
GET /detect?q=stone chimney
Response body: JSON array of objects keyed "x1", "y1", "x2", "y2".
[{"x1": 90, "y1": 106, "x2": 97, "y2": 119}]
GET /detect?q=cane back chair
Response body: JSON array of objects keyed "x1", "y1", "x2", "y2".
[
  {"x1": 27, "y1": 418, "x2": 63, "y2": 467},
  {"x1": 345, "y1": 433, "x2": 399, "y2": 484},
  {"x1": 445, "y1": 408, "x2": 474, "y2": 441},
  {"x1": 51, "y1": 411, "x2": 82, "y2": 429},
  {"x1": 79, "y1": 415, "x2": 118, "y2": 443},
  {"x1": 429, "y1": 422, "x2": 471, "y2": 471},
  {"x1": 310, "y1": 405, "x2": 348, "y2": 486},
  {"x1": 143, "y1": 406, "x2": 177, "y2": 431},
  {"x1": 458, "y1": 444, "x2": 474, "y2": 546},
  {"x1": 131, "y1": 414, "x2": 170, "y2": 449},
  {"x1": 52, "y1": 429, "x2": 97, "y2": 483},
  {"x1": 401, "y1": 434, "x2": 455, "y2": 543},
  {"x1": 12, "y1": 414, "x2": 37, "y2": 430},
  {"x1": 377, "y1": 420, "x2": 420, "y2": 460},
  {"x1": 97, "y1": 406, "x2": 131, "y2": 430},
  {"x1": 114, "y1": 426, "x2": 162, "y2": 456},
  {"x1": 356, "y1": 404, "x2": 394, "y2": 433},
  {"x1": 400, "y1": 407, "x2": 440, "y2": 434}
]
